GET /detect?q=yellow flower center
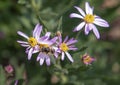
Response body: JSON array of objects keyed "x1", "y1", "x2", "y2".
[
  {"x1": 28, "y1": 37, "x2": 37, "y2": 47},
  {"x1": 84, "y1": 14, "x2": 95, "y2": 23},
  {"x1": 60, "y1": 43, "x2": 69, "y2": 52},
  {"x1": 39, "y1": 43, "x2": 49, "y2": 48},
  {"x1": 83, "y1": 56, "x2": 92, "y2": 63}
]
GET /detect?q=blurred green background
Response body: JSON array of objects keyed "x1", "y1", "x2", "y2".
[{"x1": 0, "y1": 0, "x2": 120, "y2": 85}]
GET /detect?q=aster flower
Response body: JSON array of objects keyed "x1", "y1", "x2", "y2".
[
  {"x1": 36, "y1": 34, "x2": 58, "y2": 66},
  {"x1": 17, "y1": 23, "x2": 42, "y2": 60},
  {"x1": 82, "y1": 54, "x2": 95, "y2": 65},
  {"x1": 70, "y1": 2, "x2": 109, "y2": 39},
  {"x1": 56, "y1": 36, "x2": 78, "y2": 62}
]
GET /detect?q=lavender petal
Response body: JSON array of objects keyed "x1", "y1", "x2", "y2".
[
  {"x1": 70, "y1": 13, "x2": 83, "y2": 19},
  {"x1": 61, "y1": 52, "x2": 65, "y2": 61},
  {"x1": 74, "y1": 6, "x2": 85, "y2": 17},
  {"x1": 65, "y1": 52, "x2": 74, "y2": 62},
  {"x1": 17, "y1": 31, "x2": 29, "y2": 39},
  {"x1": 94, "y1": 17, "x2": 109, "y2": 27},
  {"x1": 73, "y1": 22, "x2": 85, "y2": 32},
  {"x1": 28, "y1": 48, "x2": 33, "y2": 60},
  {"x1": 91, "y1": 24, "x2": 100, "y2": 39},
  {"x1": 85, "y1": 24, "x2": 90, "y2": 35},
  {"x1": 85, "y1": 2, "x2": 93, "y2": 14},
  {"x1": 46, "y1": 57, "x2": 50, "y2": 66}
]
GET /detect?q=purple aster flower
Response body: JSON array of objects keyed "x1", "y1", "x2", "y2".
[
  {"x1": 70, "y1": 2, "x2": 109, "y2": 39},
  {"x1": 56, "y1": 36, "x2": 78, "y2": 62},
  {"x1": 17, "y1": 23, "x2": 42, "y2": 60},
  {"x1": 36, "y1": 34, "x2": 58, "y2": 66}
]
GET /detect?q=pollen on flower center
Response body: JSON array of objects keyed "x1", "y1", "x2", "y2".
[
  {"x1": 83, "y1": 56, "x2": 92, "y2": 63},
  {"x1": 84, "y1": 14, "x2": 95, "y2": 23},
  {"x1": 60, "y1": 43, "x2": 69, "y2": 52},
  {"x1": 28, "y1": 37, "x2": 37, "y2": 47}
]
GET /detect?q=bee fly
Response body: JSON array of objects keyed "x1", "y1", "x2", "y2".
[{"x1": 41, "y1": 47, "x2": 55, "y2": 54}]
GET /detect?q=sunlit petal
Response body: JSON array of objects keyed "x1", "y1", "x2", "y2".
[
  {"x1": 46, "y1": 57, "x2": 50, "y2": 66},
  {"x1": 85, "y1": 2, "x2": 93, "y2": 14},
  {"x1": 28, "y1": 48, "x2": 33, "y2": 60},
  {"x1": 17, "y1": 31, "x2": 29, "y2": 39},
  {"x1": 74, "y1": 6, "x2": 85, "y2": 16},
  {"x1": 61, "y1": 52, "x2": 65, "y2": 61},
  {"x1": 70, "y1": 13, "x2": 83, "y2": 19},
  {"x1": 94, "y1": 17, "x2": 109, "y2": 27},
  {"x1": 73, "y1": 22, "x2": 85, "y2": 32},
  {"x1": 91, "y1": 24, "x2": 100, "y2": 39},
  {"x1": 65, "y1": 52, "x2": 74, "y2": 62}
]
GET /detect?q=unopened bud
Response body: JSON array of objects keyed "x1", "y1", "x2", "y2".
[
  {"x1": 4, "y1": 64, "x2": 14, "y2": 74},
  {"x1": 56, "y1": 31, "x2": 62, "y2": 37},
  {"x1": 82, "y1": 54, "x2": 96, "y2": 65},
  {"x1": 51, "y1": 75, "x2": 59, "y2": 84}
]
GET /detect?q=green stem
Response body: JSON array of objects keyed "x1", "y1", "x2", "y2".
[
  {"x1": 54, "y1": 56, "x2": 63, "y2": 72},
  {"x1": 30, "y1": 0, "x2": 48, "y2": 33},
  {"x1": 75, "y1": 31, "x2": 81, "y2": 39},
  {"x1": 36, "y1": 13, "x2": 48, "y2": 33}
]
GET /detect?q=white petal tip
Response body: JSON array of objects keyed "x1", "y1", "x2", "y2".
[
  {"x1": 73, "y1": 29, "x2": 78, "y2": 32},
  {"x1": 17, "y1": 31, "x2": 21, "y2": 34},
  {"x1": 85, "y1": 32, "x2": 89, "y2": 35},
  {"x1": 69, "y1": 14, "x2": 74, "y2": 18},
  {"x1": 74, "y1": 6, "x2": 78, "y2": 9},
  {"x1": 46, "y1": 63, "x2": 50, "y2": 66},
  {"x1": 61, "y1": 58, "x2": 64, "y2": 61},
  {"x1": 106, "y1": 24, "x2": 109, "y2": 27},
  {"x1": 96, "y1": 36, "x2": 100, "y2": 39},
  {"x1": 28, "y1": 57, "x2": 31, "y2": 60},
  {"x1": 40, "y1": 62, "x2": 44, "y2": 66},
  {"x1": 70, "y1": 59, "x2": 74, "y2": 63}
]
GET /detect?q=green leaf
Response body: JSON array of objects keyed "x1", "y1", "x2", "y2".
[
  {"x1": 15, "y1": 64, "x2": 25, "y2": 79},
  {"x1": 57, "y1": 16, "x2": 63, "y2": 32},
  {"x1": 31, "y1": 0, "x2": 42, "y2": 10},
  {"x1": 18, "y1": 0, "x2": 27, "y2": 4},
  {"x1": 0, "y1": 65, "x2": 6, "y2": 85},
  {"x1": 71, "y1": 46, "x2": 88, "y2": 54},
  {"x1": 10, "y1": 79, "x2": 24, "y2": 85},
  {"x1": 79, "y1": 46, "x2": 88, "y2": 52}
]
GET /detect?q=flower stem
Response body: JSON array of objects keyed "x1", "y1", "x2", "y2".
[
  {"x1": 30, "y1": 0, "x2": 48, "y2": 33},
  {"x1": 36, "y1": 14, "x2": 48, "y2": 33},
  {"x1": 75, "y1": 31, "x2": 81, "y2": 39}
]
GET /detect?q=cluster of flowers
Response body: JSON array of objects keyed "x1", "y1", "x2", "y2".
[
  {"x1": 17, "y1": 23, "x2": 77, "y2": 66},
  {"x1": 17, "y1": 2, "x2": 109, "y2": 66}
]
